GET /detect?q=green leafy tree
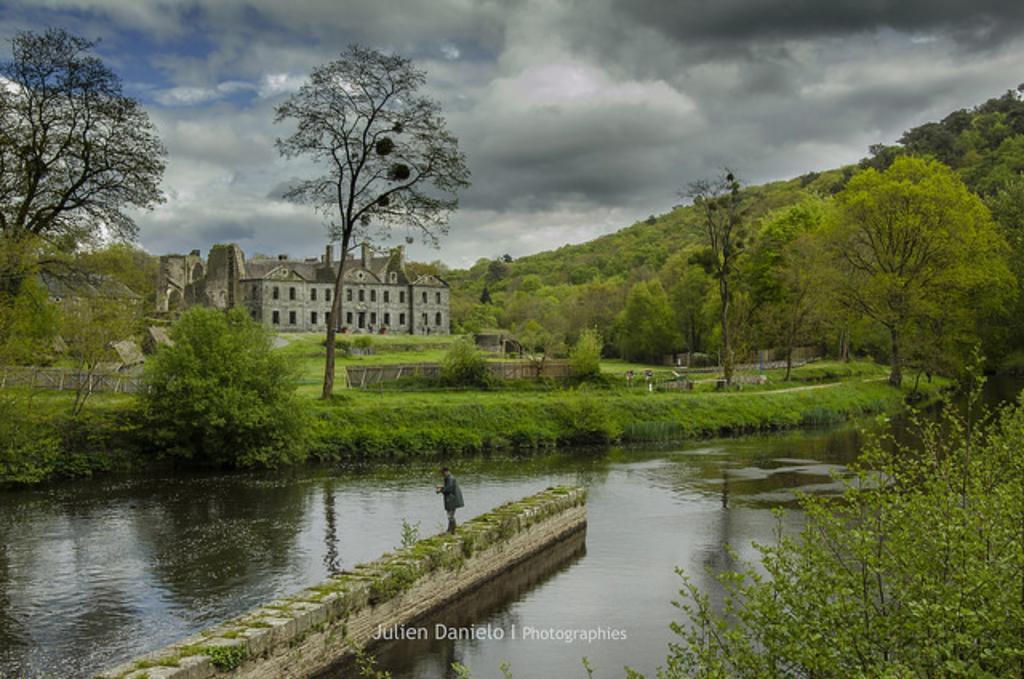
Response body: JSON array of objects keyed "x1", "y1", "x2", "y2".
[
  {"x1": 61, "y1": 296, "x2": 136, "y2": 416},
  {"x1": 454, "y1": 303, "x2": 497, "y2": 335},
  {"x1": 987, "y1": 176, "x2": 1024, "y2": 364},
  {"x1": 77, "y1": 243, "x2": 158, "y2": 310},
  {"x1": 825, "y1": 156, "x2": 1014, "y2": 387},
  {"x1": 615, "y1": 280, "x2": 679, "y2": 363},
  {"x1": 748, "y1": 200, "x2": 829, "y2": 380},
  {"x1": 569, "y1": 328, "x2": 603, "y2": 380},
  {"x1": 516, "y1": 318, "x2": 567, "y2": 367},
  {"x1": 142, "y1": 307, "x2": 306, "y2": 467},
  {"x1": 275, "y1": 45, "x2": 470, "y2": 399},
  {"x1": 0, "y1": 274, "x2": 59, "y2": 365},
  {"x1": 657, "y1": 378, "x2": 1024, "y2": 677},
  {"x1": 562, "y1": 280, "x2": 627, "y2": 347},
  {"x1": 0, "y1": 28, "x2": 165, "y2": 293},
  {"x1": 440, "y1": 337, "x2": 491, "y2": 387},
  {"x1": 661, "y1": 251, "x2": 711, "y2": 355}
]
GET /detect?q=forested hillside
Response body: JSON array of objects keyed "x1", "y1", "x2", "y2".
[{"x1": 445, "y1": 87, "x2": 1024, "y2": 374}]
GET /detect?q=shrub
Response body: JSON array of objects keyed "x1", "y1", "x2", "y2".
[
  {"x1": 333, "y1": 338, "x2": 352, "y2": 356},
  {"x1": 553, "y1": 391, "x2": 622, "y2": 444},
  {"x1": 659, "y1": 380, "x2": 1024, "y2": 676},
  {"x1": 569, "y1": 328, "x2": 603, "y2": 380},
  {"x1": 0, "y1": 395, "x2": 60, "y2": 484},
  {"x1": 353, "y1": 335, "x2": 374, "y2": 350},
  {"x1": 440, "y1": 337, "x2": 491, "y2": 387},
  {"x1": 141, "y1": 307, "x2": 307, "y2": 468}
]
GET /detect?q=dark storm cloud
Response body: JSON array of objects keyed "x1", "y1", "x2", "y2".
[
  {"x1": 198, "y1": 221, "x2": 256, "y2": 243},
  {"x1": 6, "y1": 0, "x2": 1024, "y2": 266},
  {"x1": 611, "y1": 0, "x2": 1024, "y2": 49}
]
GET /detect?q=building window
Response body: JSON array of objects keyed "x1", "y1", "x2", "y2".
[
  {"x1": 325, "y1": 312, "x2": 331, "y2": 327},
  {"x1": 251, "y1": 284, "x2": 258, "y2": 298},
  {"x1": 435, "y1": 312, "x2": 442, "y2": 326},
  {"x1": 346, "y1": 312, "x2": 353, "y2": 324},
  {"x1": 422, "y1": 291, "x2": 427, "y2": 303},
  {"x1": 421, "y1": 313, "x2": 427, "y2": 325},
  {"x1": 358, "y1": 289, "x2": 365, "y2": 302},
  {"x1": 311, "y1": 311, "x2": 318, "y2": 325},
  {"x1": 370, "y1": 312, "x2": 377, "y2": 326},
  {"x1": 384, "y1": 291, "x2": 390, "y2": 303},
  {"x1": 272, "y1": 286, "x2": 279, "y2": 300},
  {"x1": 370, "y1": 289, "x2": 376, "y2": 302},
  {"x1": 436, "y1": 292, "x2": 441, "y2": 304},
  {"x1": 346, "y1": 289, "x2": 352, "y2": 302},
  {"x1": 326, "y1": 288, "x2": 331, "y2": 301},
  {"x1": 251, "y1": 309, "x2": 257, "y2": 319},
  {"x1": 311, "y1": 288, "x2": 317, "y2": 301},
  {"x1": 399, "y1": 313, "x2": 406, "y2": 325},
  {"x1": 289, "y1": 311, "x2": 296, "y2": 325},
  {"x1": 390, "y1": 272, "x2": 397, "y2": 283},
  {"x1": 384, "y1": 312, "x2": 390, "y2": 325},
  {"x1": 272, "y1": 310, "x2": 280, "y2": 324},
  {"x1": 400, "y1": 290, "x2": 406, "y2": 303},
  {"x1": 289, "y1": 287, "x2": 296, "y2": 301}
]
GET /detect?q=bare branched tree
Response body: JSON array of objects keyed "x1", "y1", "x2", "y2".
[
  {"x1": 684, "y1": 170, "x2": 750, "y2": 386},
  {"x1": 275, "y1": 45, "x2": 470, "y2": 398},
  {"x1": 0, "y1": 28, "x2": 166, "y2": 293}
]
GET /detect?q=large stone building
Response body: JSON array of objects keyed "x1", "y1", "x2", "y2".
[{"x1": 156, "y1": 243, "x2": 450, "y2": 335}]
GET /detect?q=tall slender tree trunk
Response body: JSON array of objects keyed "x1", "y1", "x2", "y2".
[
  {"x1": 321, "y1": 231, "x2": 352, "y2": 400},
  {"x1": 888, "y1": 328, "x2": 902, "y2": 388},
  {"x1": 784, "y1": 340, "x2": 794, "y2": 382},
  {"x1": 720, "y1": 278, "x2": 733, "y2": 385}
]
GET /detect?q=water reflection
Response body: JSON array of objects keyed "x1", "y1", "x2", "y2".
[
  {"x1": 323, "y1": 483, "x2": 341, "y2": 577},
  {"x1": 320, "y1": 529, "x2": 588, "y2": 678},
  {"x1": 1, "y1": 378, "x2": 1020, "y2": 678}
]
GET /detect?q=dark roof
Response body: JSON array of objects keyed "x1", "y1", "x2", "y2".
[{"x1": 242, "y1": 250, "x2": 421, "y2": 286}]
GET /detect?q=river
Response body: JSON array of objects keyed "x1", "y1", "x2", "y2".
[{"x1": 1, "y1": 377, "x2": 1020, "y2": 678}]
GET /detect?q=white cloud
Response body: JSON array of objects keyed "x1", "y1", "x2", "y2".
[
  {"x1": 440, "y1": 42, "x2": 461, "y2": 61},
  {"x1": 257, "y1": 73, "x2": 306, "y2": 98}
]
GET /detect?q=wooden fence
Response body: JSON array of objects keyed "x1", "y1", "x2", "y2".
[
  {"x1": 346, "y1": 360, "x2": 573, "y2": 388},
  {"x1": 679, "y1": 346, "x2": 824, "y2": 374},
  {"x1": 0, "y1": 366, "x2": 144, "y2": 394}
]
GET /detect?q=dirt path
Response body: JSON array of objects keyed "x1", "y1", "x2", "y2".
[{"x1": 721, "y1": 381, "x2": 843, "y2": 396}]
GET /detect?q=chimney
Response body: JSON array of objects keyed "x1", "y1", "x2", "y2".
[
  {"x1": 324, "y1": 244, "x2": 333, "y2": 265},
  {"x1": 360, "y1": 242, "x2": 370, "y2": 268}
]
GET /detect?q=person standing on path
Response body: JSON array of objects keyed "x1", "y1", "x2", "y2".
[{"x1": 436, "y1": 467, "x2": 464, "y2": 534}]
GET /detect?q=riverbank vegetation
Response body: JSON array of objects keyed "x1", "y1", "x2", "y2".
[
  {"x1": 0, "y1": 355, "x2": 943, "y2": 485},
  {"x1": 654, "y1": 378, "x2": 1024, "y2": 677}
]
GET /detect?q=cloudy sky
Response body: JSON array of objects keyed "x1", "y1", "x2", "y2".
[{"x1": 2, "y1": 1, "x2": 1023, "y2": 267}]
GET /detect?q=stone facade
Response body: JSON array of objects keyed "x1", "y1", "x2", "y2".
[{"x1": 156, "y1": 243, "x2": 450, "y2": 335}]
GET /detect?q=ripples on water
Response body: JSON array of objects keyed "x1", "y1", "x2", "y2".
[{"x1": 6, "y1": 379, "x2": 1020, "y2": 679}]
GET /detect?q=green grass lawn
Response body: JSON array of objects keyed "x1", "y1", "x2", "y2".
[{"x1": 275, "y1": 332, "x2": 891, "y2": 399}]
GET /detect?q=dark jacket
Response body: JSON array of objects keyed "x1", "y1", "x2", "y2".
[{"x1": 442, "y1": 474, "x2": 464, "y2": 511}]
